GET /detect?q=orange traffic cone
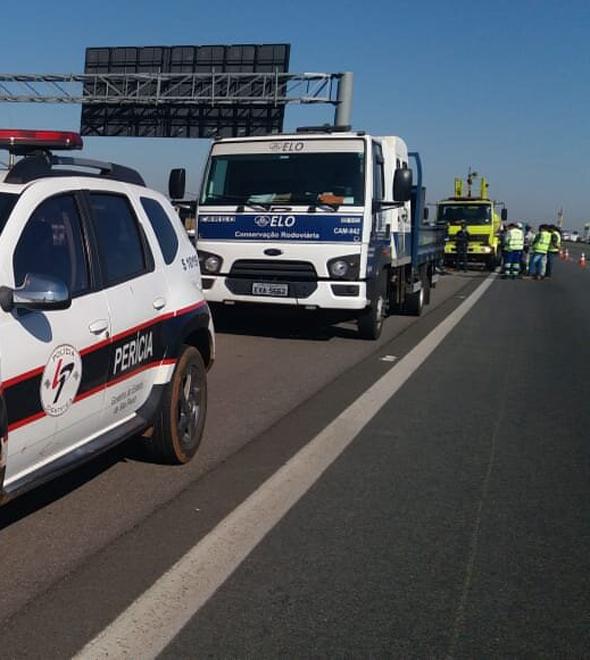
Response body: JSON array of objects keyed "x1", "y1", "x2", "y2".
[{"x1": 579, "y1": 252, "x2": 586, "y2": 268}]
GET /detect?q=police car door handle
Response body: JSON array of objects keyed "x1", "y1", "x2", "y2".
[
  {"x1": 88, "y1": 319, "x2": 109, "y2": 335},
  {"x1": 153, "y1": 297, "x2": 167, "y2": 310}
]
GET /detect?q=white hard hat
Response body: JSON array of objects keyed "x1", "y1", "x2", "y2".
[{"x1": 516, "y1": 222, "x2": 523, "y2": 228}]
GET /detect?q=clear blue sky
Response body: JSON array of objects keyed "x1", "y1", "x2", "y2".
[{"x1": 1, "y1": 0, "x2": 588, "y2": 229}]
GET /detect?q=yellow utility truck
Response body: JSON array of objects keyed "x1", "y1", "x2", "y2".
[{"x1": 437, "y1": 171, "x2": 507, "y2": 270}]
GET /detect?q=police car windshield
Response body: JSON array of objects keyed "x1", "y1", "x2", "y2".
[
  {"x1": 200, "y1": 153, "x2": 365, "y2": 207},
  {"x1": 0, "y1": 193, "x2": 18, "y2": 234},
  {"x1": 438, "y1": 204, "x2": 491, "y2": 225}
]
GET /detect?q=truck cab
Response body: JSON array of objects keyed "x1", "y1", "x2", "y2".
[
  {"x1": 438, "y1": 175, "x2": 506, "y2": 270},
  {"x1": 195, "y1": 127, "x2": 443, "y2": 339}
]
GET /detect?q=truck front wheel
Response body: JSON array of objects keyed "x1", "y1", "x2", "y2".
[{"x1": 358, "y1": 272, "x2": 387, "y2": 340}]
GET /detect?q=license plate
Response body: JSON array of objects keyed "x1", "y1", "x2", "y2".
[{"x1": 252, "y1": 282, "x2": 288, "y2": 297}]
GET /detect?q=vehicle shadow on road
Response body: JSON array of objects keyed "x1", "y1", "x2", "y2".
[
  {"x1": 210, "y1": 305, "x2": 359, "y2": 341},
  {"x1": 0, "y1": 443, "x2": 132, "y2": 530}
]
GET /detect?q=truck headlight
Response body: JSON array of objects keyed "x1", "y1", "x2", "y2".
[
  {"x1": 330, "y1": 259, "x2": 349, "y2": 278},
  {"x1": 198, "y1": 250, "x2": 223, "y2": 274},
  {"x1": 327, "y1": 254, "x2": 360, "y2": 280},
  {"x1": 205, "y1": 256, "x2": 221, "y2": 273}
]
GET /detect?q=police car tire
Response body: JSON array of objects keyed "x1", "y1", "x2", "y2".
[{"x1": 149, "y1": 345, "x2": 207, "y2": 465}]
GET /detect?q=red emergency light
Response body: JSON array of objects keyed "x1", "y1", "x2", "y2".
[{"x1": 0, "y1": 129, "x2": 83, "y2": 152}]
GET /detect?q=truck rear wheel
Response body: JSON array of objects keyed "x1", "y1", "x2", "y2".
[
  {"x1": 148, "y1": 345, "x2": 207, "y2": 464},
  {"x1": 422, "y1": 268, "x2": 431, "y2": 305},
  {"x1": 358, "y1": 271, "x2": 387, "y2": 340},
  {"x1": 404, "y1": 286, "x2": 424, "y2": 316}
]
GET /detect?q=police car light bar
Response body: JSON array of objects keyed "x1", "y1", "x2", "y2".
[{"x1": 0, "y1": 129, "x2": 83, "y2": 152}]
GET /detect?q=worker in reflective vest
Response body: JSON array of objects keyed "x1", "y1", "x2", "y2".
[
  {"x1": 522, "y1": 224, "x2": 535, "y2": 274},
  {"x1": 545, "y1": 225, "x2": 561, "y2": 278},
  {"x1": 455, "y1": 222, "x2": 469, "y2": 272},
  {"x1": 502, "y1": 223, "x2": 525, "y2": 279},
  {"x1": 530, "y1": 225, "x2": 552, "y2": 279}
]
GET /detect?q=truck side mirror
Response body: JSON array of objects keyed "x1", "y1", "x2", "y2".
[
  {"x1": 501, "y1": 208, "x2": 508, "y2": 222},
  {"x1": 169, "y1": 168, "x2": 186, "y2": 200},
  {"x1": 423, "y1": 207, "x2": 429, "y2": 221},
  {"x1": 393, "y1": 168, "x2": 412, "y2": 202}
]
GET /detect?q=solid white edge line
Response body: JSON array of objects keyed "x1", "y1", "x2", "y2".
[{"x1": 74, "y1": 273, "x2": 497, "y2": 660}]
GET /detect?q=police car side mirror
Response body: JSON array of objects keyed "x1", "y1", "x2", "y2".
[
  {"x1": 0, "y1": 274, "x2": 72, "y2": 313},
  {"x1": 169, "y1": 168, "x2": 186, "y2": 201},
  {"x1": 393, "y1": 168, "x2": 412, "y2": 202}
]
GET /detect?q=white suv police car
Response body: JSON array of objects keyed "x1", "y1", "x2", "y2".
[{"x1": 0, "y1": 130, "x2": 214, "y2": 504}]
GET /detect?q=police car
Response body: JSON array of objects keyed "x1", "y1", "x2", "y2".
[{"x1": 0, "y1": 129, "x2": 214, "y2": 504}]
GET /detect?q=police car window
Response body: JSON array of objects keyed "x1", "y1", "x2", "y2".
[
  {"x1": 0, "y1": 193, "x2": 18, "y2": 235},
  {"x1": 89, "y1": 194, "x2": 147, "y2": 286},
  {"x1": 13, "y1": 195, "x2": 89, "y2": 295},
  {"x1": 140, "y1": 197, "x2": 179, "y2": 265}
]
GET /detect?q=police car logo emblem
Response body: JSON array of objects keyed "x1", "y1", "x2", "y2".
[{"x1": 40, "y1": 345, "x2": 82, "y2": 416}]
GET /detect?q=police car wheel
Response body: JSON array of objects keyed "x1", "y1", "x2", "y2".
[{"x1": 150, "y1": 345, "x2": 207, "y2": 464}]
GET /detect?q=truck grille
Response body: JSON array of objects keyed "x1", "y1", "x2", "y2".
[
  {"x1": 229, "y1": 260, "x2": 317, "y2": 281},
  {"x1": 467, "y1": 234, "x2": 489, "y2": 244}
]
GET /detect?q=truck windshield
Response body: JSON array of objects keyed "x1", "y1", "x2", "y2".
[
  {"x1": 437, "y1": 204, "x2": 492, "y2": 225},
  {"x1": 200, "y1": 152, "x2": 365, "y2": 207},
  {"x1": 0, "y1": 192, "x2": 18, "y2": 234}
]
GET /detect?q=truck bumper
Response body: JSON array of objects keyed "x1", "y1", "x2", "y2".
[
  {"x1": 202, "y1": 276, "x2": 369, "y2": 311},
  {"x1": 445, "y1": 245, "x2": 495, "y2": 261}
]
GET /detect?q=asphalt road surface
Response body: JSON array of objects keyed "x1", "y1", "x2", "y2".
[{"x1": 1, "y1": 252, "x2": 589, "y2": 658}]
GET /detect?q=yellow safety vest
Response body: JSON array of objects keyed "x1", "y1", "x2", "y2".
[
  {"x1": 533, "y1": 230, "x2": 552, "y2": 254},
  {"x1": 549, "y1": 230, "x2": 561, "y2": 253},
  {"x1": 506, "y1": 228, "x2": 524, "y2": 251}
]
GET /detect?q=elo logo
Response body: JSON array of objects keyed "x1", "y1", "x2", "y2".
[
  {"x1": 254, "y1": 215, "x2": 296, "y2": 228},
  {"x1": 268, "y1": 141, "x2": 304, "y2": 152}
]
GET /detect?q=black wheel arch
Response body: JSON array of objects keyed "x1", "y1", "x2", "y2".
[
  {"x1": 0, "y1": 393, "x2": 8, "y2": 496},
  {"x1": 163, "y1": 303, "x2": 214, "y2": 371}
]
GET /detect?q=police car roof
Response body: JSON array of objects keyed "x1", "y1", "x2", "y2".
[{"x1": 0, "y1": 154, "x2": 145, "y2": 188}]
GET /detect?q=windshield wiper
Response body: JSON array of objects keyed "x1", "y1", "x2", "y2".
[
  {"x1": 237, "y1": 202, "x2": 272, "y2": 212},
  {"x1": 202, "y1": 194, "x2": 269, "y2": 212}
]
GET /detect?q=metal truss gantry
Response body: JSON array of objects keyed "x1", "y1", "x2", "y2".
[{"x1": 0, "y1": 71, "x2": 353, "y2": 125}]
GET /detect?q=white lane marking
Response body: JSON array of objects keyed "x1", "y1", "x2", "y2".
[
  {"x1": 380, "y1": 354, "x2": 397, "y2": 362},
  {"x1": 74, "y1": 274, "x2": 497, "y2": 660}
]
